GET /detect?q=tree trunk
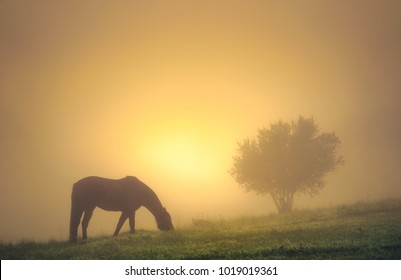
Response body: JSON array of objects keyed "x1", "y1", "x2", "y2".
[{"x1": 271, "y1": 190, "x2": 294, "y2": 214}]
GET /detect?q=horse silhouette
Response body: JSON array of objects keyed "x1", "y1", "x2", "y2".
[{"x1": 69, "y1": 176, "x2": 173, "y2": 243}]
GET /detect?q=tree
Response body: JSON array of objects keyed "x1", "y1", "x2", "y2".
[{"x1": 230, "y1": 116, "x2": 344, "y2": 213}]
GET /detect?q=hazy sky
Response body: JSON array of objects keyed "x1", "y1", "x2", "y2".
[{"x1": 1, "y1": 0, "x2": 400, "y2": 242}]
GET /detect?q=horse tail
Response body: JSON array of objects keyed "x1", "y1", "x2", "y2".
[{"x1": 69, "y1": 184, "x2": 83, "y2": 243}]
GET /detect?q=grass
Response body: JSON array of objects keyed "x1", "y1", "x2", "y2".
[{"x1": 1, "y1": 199, "x2": 401, "y2": 259}]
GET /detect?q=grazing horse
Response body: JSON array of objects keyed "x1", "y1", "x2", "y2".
[{"x1": 69, "y1": 176, "x2": 173, "y2": 243}]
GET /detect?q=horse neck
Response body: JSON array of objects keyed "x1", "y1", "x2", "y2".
[{"x1": 142, "y1": 192, "x2": 165, "y2": 220}]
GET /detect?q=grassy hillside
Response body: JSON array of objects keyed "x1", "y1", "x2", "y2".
[{"x1": 1, "y1": 199, "x2": 401, "y2": 259}]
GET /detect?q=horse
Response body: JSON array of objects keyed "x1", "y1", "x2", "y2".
[{"x1": 69, "y1": 176, "x2": 173, "y2": 243}]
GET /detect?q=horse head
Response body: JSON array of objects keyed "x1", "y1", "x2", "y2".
[{"x1": 156, "y1": 207, "x2": 174, "y2": 231}]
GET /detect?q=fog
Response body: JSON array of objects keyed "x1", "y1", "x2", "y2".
[{"x1": 1, "y1": 0, "x2": 400, "y2": 242}]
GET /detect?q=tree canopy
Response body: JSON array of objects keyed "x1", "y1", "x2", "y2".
[{"x1": 230, "y1": 116, "x2": 344, "y2": 213}]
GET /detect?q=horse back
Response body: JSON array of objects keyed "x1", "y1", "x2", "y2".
[{"x1": 72, "y1": 176, "x2": 144, "y2": 211}]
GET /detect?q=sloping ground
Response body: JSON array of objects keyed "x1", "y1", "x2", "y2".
[{"x1": 1, "y1": 199, "x2": 401, "y2": 259}]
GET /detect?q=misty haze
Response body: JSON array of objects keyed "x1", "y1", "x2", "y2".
[{"x1": 1, "y1": 0, "x2": 400, "y2": 258}]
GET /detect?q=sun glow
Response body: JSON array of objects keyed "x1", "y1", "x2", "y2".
[
  {"x1": 154, "y1": 137, "x2": 209, "y2": 177},
  {"x1": 140, "y1": 127, "x2": 225, "y2": 184}
]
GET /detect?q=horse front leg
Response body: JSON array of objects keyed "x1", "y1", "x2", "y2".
[
  {"x1": 129, "y1": 211, "x2": 136, "y2": 234},
  {"x1": 114, "y1": 212, "x2": 128, "y2": 237}
]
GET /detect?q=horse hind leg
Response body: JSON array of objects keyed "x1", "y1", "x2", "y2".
[
  {"x1": 81, "y1": 207, "x2": 95, "y2": 242},
  {"x1": 69, "y1": 205, "x2": 84, "y2": 243}
]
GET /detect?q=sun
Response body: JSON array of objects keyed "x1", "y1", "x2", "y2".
[
  {"x1": 129, "y1": 114, "x2": 235, "y2": 186},
  {"x1": 132, "y1": 122, "x2": 226, "y2": 184},
  {"x1": 149, "y1": 135, "x2": 216, "y2": 181}
]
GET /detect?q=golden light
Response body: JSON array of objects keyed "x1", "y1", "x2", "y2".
[
  {"x1": 137, "y1": 122, "x2": 226, "y2": 185},
  {"x1": 151, "y1": 135, "x2": 211, "y2": 179}
]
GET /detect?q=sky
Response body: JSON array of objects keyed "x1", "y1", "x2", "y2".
[{"x1": 1, "y1": 0, "x2": 400, "y2": 242}]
